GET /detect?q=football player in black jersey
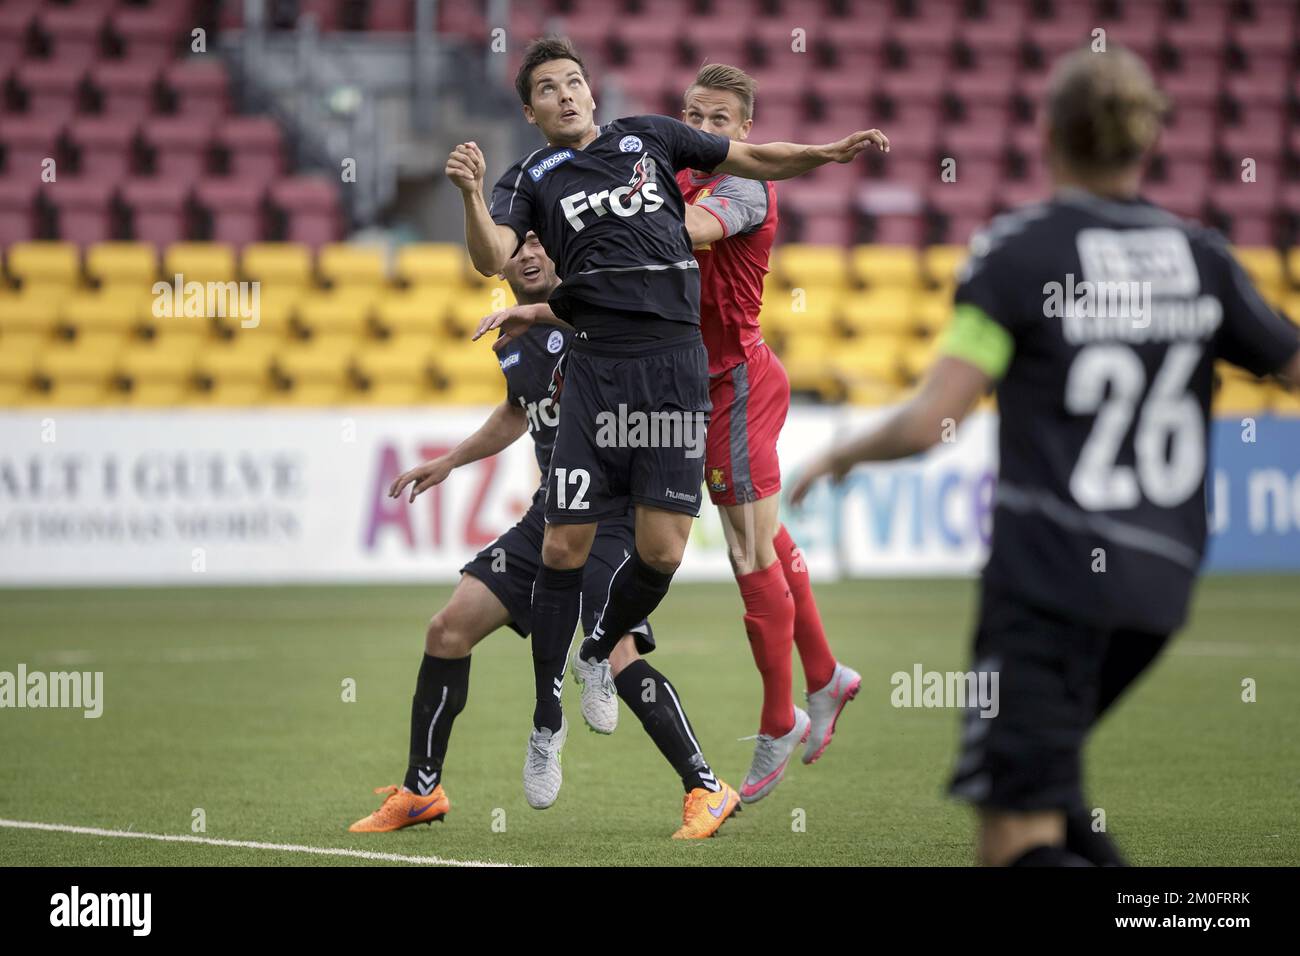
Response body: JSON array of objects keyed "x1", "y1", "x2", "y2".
[
  {"x1": 792, "y1": 47, "x2": 1300, "y2": 865},
  {"x1": 348, "y1": 233, "x2": 654, "y2": 831},
  {"x1": 449, "y1": 36, "x2": 888, "y2": 838}
]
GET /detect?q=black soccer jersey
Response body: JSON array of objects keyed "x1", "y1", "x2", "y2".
[
  {"x1": 488, "y1": 115, "x2": 731, "y2": 329},
  {"x1": 498, "y1": 323, "x2": 571, "y2": 484},
  {"x1": 955, "y1": 188, "x2": 1300, "y2": 633}
]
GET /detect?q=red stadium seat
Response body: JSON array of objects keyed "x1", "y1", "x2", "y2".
[
  {"x1": 929, "y1": 182, "x2": 995, "y2": 245},
  {"x1": 164, "y1": 60, "x2": 231, "y2": 120},
  {"x1": 1143, "y1": 181, "x2": 1208, "y2": 223},
  {"x1": 949, "y1": 70, "x2": 1015, "y2": 129},
  {"x1": 820, "y1": 19, "x2": 886, "y2": 73},
  {"x1": 111, "y1": 6, "x2": 186, "y2": 65},
  {"x1": 1232, "y1": 20, "x2": 1294, "y2": 74},
  {"x1": 889, "y1": 19, "x2": 955, "y2": 75},
  {"x1": 1163, "y1": 22, "x2": 1225, "y2": 67},
  {"x1": 270, "y1": 175, "x2": 341, "y2": 249},
  {"x1": 45, "y1": 177, "x2": 115, "y2": 247},
  {"x1": 37, "y1": 6, "x2": 107, "y2": 62},
  {"x1": 366, "y1": 0, "x2": 416, "y2": 31},
  {"x1": 14, "y1": 61, "x2": 85, "y2": 120},
  {"x1": 955, "y1": 22, "x2": 1021, "y2": 74},
  {"x1": 0, "y1": 5, "x2": 37, "y2": 66},
  {"x1": 682, "y1": 19, "x2": 748, "y2": 68},
  {"x1": 122, "y1": 178, "x2": 191, "y2": 247},
  {"x1": 143, "y1": 117, "x2": 215, "y2": 180},
  {"x1": 0, "y1": 176, "x2": 41, "y2": 245},
  {"x1": 195, "y1": 179, "x2": 266, "y2": 249},
  {"x1": 940, "y1": 127, "x2": 1006, "y2": 189},
  {"x1": 1, "y1": 116, "x2": 62, "y2": 178},
  {"x1": 216, "y1": 116, "x2": 285, "y2": 184},
  {"x1": 89, "y1": 61, "x2": 160, "y2": 120},
  {"x1": 68, "y1": 117, "x2": 138, "y2": 181},
  {"x1": 1209, "y1": 180, "x2": 1281, "y2": 245}
]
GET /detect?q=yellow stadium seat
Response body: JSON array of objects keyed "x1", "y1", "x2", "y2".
[
  {"x1": 1213, "y1": 375, "x2": 1270, "y2": 416},
  {"x1": 914, "y1": 293, "x2": 952, "y2": 336},
  {"x1": 775, "y1": 332, "x2": 842, "y2": 401},
  {"x1": 34, "y1": 343, "x2": 121, "y2": 406},
  {"x1": 396, "y1": 243, "x2": 468, "y2": 288},
  {"x1": 373, "y1": 290, "x2": 453, "y2": 339},
  {"x1": 447, "y1": 287, "x2": 514, "y2": 337},
  {"x1": 86, "y1": 242, "x2": 157, "y2": 294},
  {"x1": 771, "y1": 244, "x2": 848, "y2": 290},
  {"x1": 1270, "y1": 386, "x2": 1300, "y2": 416},
  {"x1": 1233, "y1": 247, "x2": 1284, "y2": 303},
  {"x1": 318, "y1": 243, "x2": 387, "y2": 290},
  {"x1": 759, "y1": 291, "x2": 839, "y2": 338},
  {"x1": 7, "y1": 241, "x2": 80, "y2": 291},
  {"x1": 922, "y1": 244, "x2": 968, "y2": 288},
  {"x1": 292, "y1": 292, "x2": 373, "y2": 339},
  {"x1": 241, "y1": 242, "x2": 314, "y2": 289},
  {"x1": 163, "y1": 242, "x2": 237, "y2": 285},
  {"x1": 846, "y1": 379, "x2": 905, "y2": 406},
  {"x1": 192, "y1": 337, "x2": 277, "y2": 405},
  {"x1": 115, "y1": 344, "x2": 199, "y2": 405},
  {"x1": 352, "y1": 345, "x2": 437, "y2": 403},
  {"x1": 849, "y1": 244, "x2": 921, "y2": 289},
  {"x1": 58, "y1": 293, "x2": 145, "y2": 339},
  {"x1": 433, "y1": 340, "x2": 508, "y2": 397},
  {"x1": 838, "y1": 289, "x2": 917, "y2": 336},
  {"x1": 829, "y1": 334, "x2": 910, "y2": 384},
  {"x1": 272, "y1": 340, "x2": 355, "y2": 404},
  {"x1": 0, "y1": 293, "x2": 62, "y2": 336},
  {"x1": 900, "y1": 338, "x2": 942, "y2": 380},
  {"x1": 0, "y1": 342, "x2": 39, "y2": 404}
]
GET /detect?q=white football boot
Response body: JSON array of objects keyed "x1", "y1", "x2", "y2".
[
  {"x1": 739, "y1": 707, "x2": 811, "y2": 804},
  {"x1": 803, "y1": 663, "x2": 861, "y2": 764},
  {"x1": 573, "y1": 651, "x2": 619, "y2": 734},
  {"x1": 523, "y1": 717, "x2": 567, "y2": 809}
]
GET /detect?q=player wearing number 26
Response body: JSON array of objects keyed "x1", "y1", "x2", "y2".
[{"x1": 790, "y1": 47, "x2": 1300, "y2": 867}]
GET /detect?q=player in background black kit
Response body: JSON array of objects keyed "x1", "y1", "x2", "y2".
[
  {"x1": 791, "y1": 47, "x2": 1300, "y2": 865},
  {"x1": 348, "y1": 233, "x2": 653, "y2": 832},
  {"x1": 450, "y1": 36, "x2": 888, "y2": 837}
]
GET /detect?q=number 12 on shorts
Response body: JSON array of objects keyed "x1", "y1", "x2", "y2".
[{"x1": 554, "y1": 467, "x2": 591, "y2": 510}]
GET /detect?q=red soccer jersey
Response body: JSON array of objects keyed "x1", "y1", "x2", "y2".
[{"x1": 677, "y1": 168, "x2": 778, "y2": 375}]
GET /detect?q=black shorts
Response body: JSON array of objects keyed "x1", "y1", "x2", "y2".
[
  {"x1": 544, "y1": 332, "x2": 710, "y2": 524},
  {"x1": 460, "y1": 495, "x2": 654, "y2": 652},
  {"x1": 948, "y1": 581, "x2": 1169, "y2": 812}
]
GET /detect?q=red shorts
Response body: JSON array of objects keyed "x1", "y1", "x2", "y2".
[{"x1": 705, "y1": 343, "x2": 791, "y2": 506}]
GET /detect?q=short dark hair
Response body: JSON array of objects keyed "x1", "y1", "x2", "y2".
[{"x1": 515, "y1": 36, "x2": 589, "y2": 107}]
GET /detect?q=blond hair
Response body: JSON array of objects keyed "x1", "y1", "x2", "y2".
[
  {"x1": 686, "y1": 63, "x2": 757, "y2": 120},
  {"x1": 1046, "y1": 46, "x2": 1168, "y2": 172}
]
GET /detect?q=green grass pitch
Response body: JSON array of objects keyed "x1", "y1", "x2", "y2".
[{"x1": 1, "y1": 576, "x2": 1297, "y2": 867}]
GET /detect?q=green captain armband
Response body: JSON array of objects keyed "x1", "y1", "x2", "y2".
[{"x1": 937, "y1": 303, "x2": 1014, "y2": 380}]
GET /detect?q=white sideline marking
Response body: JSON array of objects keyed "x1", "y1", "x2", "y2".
[{"x1": 0, "y1": 819, "x2": 513, "y2": 867}]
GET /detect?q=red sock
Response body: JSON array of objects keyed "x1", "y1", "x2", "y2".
[
  {"x1": 774, "y1": 524, "x2": 836, "y2": 693},
  {"x1": 736, "y1": 559, "x2": 796, "y2": 738}
]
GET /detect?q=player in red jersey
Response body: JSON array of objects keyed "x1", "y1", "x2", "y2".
[{"x1": 676, "y1": 64, "x2": 871, "y2": 802}]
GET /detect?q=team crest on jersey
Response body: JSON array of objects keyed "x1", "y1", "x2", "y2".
[
  {"x1": 499, "y1": 351, "x2": 521, "y2": 370},
  {"x1": 528, "y1": 149, "x2": 574, "y2": 182},
  {"x1": 546, "y1": 329, "x2": 564, "y2": 353},
  {"x1": 619, "y1": 135, "x2": 642, "y2": 152},
  {"x1": 709, "y1": 467, "x2": 727, "y2": 493}
]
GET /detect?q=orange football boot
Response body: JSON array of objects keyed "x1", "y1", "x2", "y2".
[
  {"x1": 348, "y1": 785, "x2": 449, "y2": 832},
  {"x1": 671, "y1": 780, "x2": 741, "y2": 839}
]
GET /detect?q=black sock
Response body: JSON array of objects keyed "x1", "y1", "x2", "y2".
[
  {"x1": 615, "y1": 659, "x2": 718, "y2": 794},
  {"x1": 403, "y1": 653, "x2": 470, "y2": 794},
  {"x1": 590, "y1": 549, "x2": 673, "y2": 661},
  {"x1": 530, "y1": 563, "x2": 583, "y2": 733},
  {"x1": 1008, "y1": 844, "x2": 1094, "y2": 867},
  {"x1": 1066, "y1": 805, "x2": 1127, "y2": 866}
]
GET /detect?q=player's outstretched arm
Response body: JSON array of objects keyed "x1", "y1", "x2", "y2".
[
  {"x1": 788, "y1": 356, "x2": 989, "y2": 507},
  {"x1": 389, "y1": 400, "x2": 528, "y2": 502},
  {"x1": 716, "y1": 129, "x2": 889, "y2": 182},
  {"x1": 472, "y1": 301, "x2": 573, "y2": 350},
  {"x1": 446, "y1": 141, "x2": 518, "y2": 276}
]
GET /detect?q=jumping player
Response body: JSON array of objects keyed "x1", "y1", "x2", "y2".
[
  {"x1": 459, "y1": 36, "x2": 887, "y2": 837},
  {"x1": 348, "y1": 232, "x2": 652, "y2": 831},
  {"x1": 677, "y1": 64, "x2": 861, "y2": 803},
  {"x1": 791, "y1": 47, "x2": 1300, "y2": 865}
]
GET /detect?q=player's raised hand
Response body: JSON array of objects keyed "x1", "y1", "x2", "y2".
[
  {"x1": 389, "y1": 455, "x2": 456, "y2": 503},
  {"x1": 788, "y1": 449, "x2": 853, "y2": 508},
  {"x1": 445, "y1": 141, "x2": 487, "y2": 193},
  {"x1": 473, "y1": 303, "x2": 542, "y2": 349},
  {"x1": 823, "y1": 129, "x2": 890, "y2": 163}
]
